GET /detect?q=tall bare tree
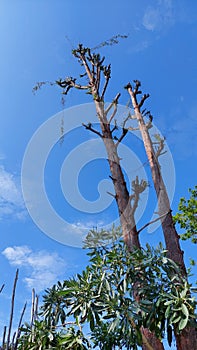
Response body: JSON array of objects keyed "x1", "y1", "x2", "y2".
[
  {"x1": 125, "y1": 81, "x2": 197, "y2": 350},
  {"x1": 56, "y1": 44, "x2": 165, "y2": 350},
  {"x1": 57, "y1": 45, "x2": 144, "y2": 251}
]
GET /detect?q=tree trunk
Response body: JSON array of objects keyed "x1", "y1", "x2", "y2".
[
  {"x1": 141, "y1": 328, "x2": 164, "y2": 350},
  {"x1": 127, "y1": 85, "x2": 185, "y2": 272},
  {"x1": 127, "y1": 83, "x2": 197, "y2": 350},
  {"x1": 175, "y1": 326, "x2": 197, "y2": 350},
  {"x1": 95, "y1": 100, "x2": 141, "y2": 250},
  {"x1": 94, "y1": 101, "x2": 164, "y2": 350}
]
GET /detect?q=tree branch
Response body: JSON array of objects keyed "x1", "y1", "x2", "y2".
[
  {"x1": 0, "y1": 284, "x2": 5, "y2": 294},
  {"x1": 82, "y1": 123, "x2": 103, "y2": 138},
  {"x1": 130, "y1": 177, "x2": 147, "y2": 215},
  {"x1": 101, "y1": 74, "x2": 110, "y2": 100},
  {"x1": 108, "y1": 105, "x2": 118, "y2": 124},
  {"x1": 105, "y1": 93, "x2": 121, "y2": 117},
  {"x1": 111, "y1": 121, "x2": 118, "y2": 135},
  {"x1": 137, "y1": 211, "x2": 170, "y2": 234},
  {"x1": 96, "y1": 64, "x2": 101, "y2": 92},
  {"x1": 131, "y1": 192, "x2": 140, "y2": 216},
  {"x1": 115, "y1": 128, "x2": 128, "y2": 148},
  {"x1": 56, "y1": 77, "x2": 90, "y2": 95},
  {"x1": 138, "y1": 94, "x2": 150, "y2": 108},
  {"x1": 107, "y1": 191, "x2": 117, "y2": 199},
  {"x1": 128, "y1": 126, "x2": 140, "y2": 131},
  {"x1": 80, "y1": 52, "x2": 94, "y2": 85},
  {"x1": 133, "y1": 79, "x2": 142, "y2": 95},
  {"x1": 153, "y1": 136, "x2": 166, "y2": 158},
  {"x1": 125, "y1": 82, "x2": 150, "y2": 113},
  {"x1": 101, "y1": 64, "x2": 111, "y2": 100}
]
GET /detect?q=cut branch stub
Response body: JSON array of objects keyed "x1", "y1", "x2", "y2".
[
  {"x1": 125, "y1": 81, "x2": 150, "y2": 112},
  {"x1": 138, "y1": 94, "x2": 150, "y2": 108},
  {"x1": 130, "y1": 176, "x2": 148, "y2": 215},
  {"x1": 132, "y1": 176, "x2": 147, "y2": 195},
  {"x1": 56, "y1": 77, "x2": 89, "y2": 95},
  {"x1": 133, "y1": 79, "x2": 141, "y2": 95},
  {"x1": 62, "y1": 44, "x2": 112, "y2": 102},
  {"x1": 153, "y1": 134, "x2": 166, "y2": 158},
  {"x1": 82, "y1": 123, "x2": 102, "y2": 138}
]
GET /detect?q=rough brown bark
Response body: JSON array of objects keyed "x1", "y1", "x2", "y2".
[
  {"x1": 141, "y1": 328, "x2": 164, "y2": 350},
  {"x1": 94, "y1": 98, "x2": 164, "y2": 350},
  {"x1": 95, "y1": 101, "x2": 140, "y2": 250},
  {"x1": 127, "y1": 84, "x2": 185, "y2": 272},
  {"x1": 175, "y1": 326, "x2": 197, "y2": 350},
  {"x1": 127, "y1": 82, "x2": 197, "y2": 350}
]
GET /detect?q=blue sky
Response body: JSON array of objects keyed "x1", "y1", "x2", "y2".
[{"x1": 0, "y1": 0, "x2": 197, "y2": 346}]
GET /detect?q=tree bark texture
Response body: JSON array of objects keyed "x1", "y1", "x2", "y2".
[
  {"x1": 94, "y1": 94, "x2": 164, "y2": 350},
  {"x1": 95, "y1": 100, "x2": 141, "y2": 250},
  {"x1": 127, "y1": 85, "x2": 185, "y2": 273}
]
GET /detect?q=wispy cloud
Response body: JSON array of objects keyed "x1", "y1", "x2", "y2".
[
  {"x1": 2, "y1": 246, "x2": 66, "y2": 292},
  {"x1": 0, "y1": 166, "x2": 26, "y2": 220},
  {"x1": 0, "y1": 152, "x2": 5, "y2": 160},
  {"x1": 128, "y1": 1, "x2": 196, "y2": 55},
  {"x1": 71, "y1": 219, "x2": 106, "y2": 231},
  {"x1": 127, "y1": 0, "x2": 175, "y2": 53},
  {"x1": 166, "y1": 103, "x2": 197, "y2": 159},
  {"x1": 142, "y1": 0, "x2": 174, "y2": 32}
]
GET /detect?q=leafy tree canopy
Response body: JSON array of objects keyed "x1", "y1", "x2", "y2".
[
  {"x1": 18, "y1": 234, "x2": 197, "y2": 350},
  {"x1": 174, "y1": 186, "x2": 197, "y2": 244}
]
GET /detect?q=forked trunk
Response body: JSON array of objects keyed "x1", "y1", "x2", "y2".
[
  {"x1": 94, "y1": 101, "x2": 164, "y2": 350},
  {"x1": 95, "y1": 100, "x2": 141, "y2": 250}
]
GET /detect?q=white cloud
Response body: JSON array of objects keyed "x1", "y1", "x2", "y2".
[
  {"x1": 2, "y1": 246, "x2": 66, "y2": 292},
  {"x1": 143, "y1": 0, "x2": 174, "y2": 32},
  {"x1": 2, "y1": 246, "x2": 31, "y2": 265},
  {"x1": 0, "y1": 166, "x2": 26, "y2": 220}
]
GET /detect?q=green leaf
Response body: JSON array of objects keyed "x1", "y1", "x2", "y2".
[
  {"x1": 108, "y1": 317, "x2": 120, "y2": 333},
  {"x1": 140, "y1": 300, "x2": 152, "y2": 305},
  {"x1": 165, "y1": 305, "x2": 171, "y2": 318},
  {"x1": 164, "y1": 300, "x2": 174, "y2": 306},
  {"x1": 172, "y1": 315, "x2": 181, "y2": 324},
  {"x1": 179, "y1": 317, "x2": 188, "y2": 330},
  {"x1": 181, "y1": 304, "x2": 189, "y2": 318},
  {"x1": 89, "y1": 310, "x2": 95, "y2": 331},
  {"x1": 162, "y1": 257, "x2": 168, "y2": 264}
]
